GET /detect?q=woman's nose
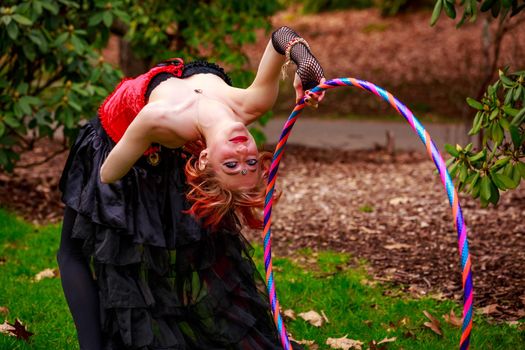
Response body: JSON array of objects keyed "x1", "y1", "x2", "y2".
[{"x1": 235, "y1": 144, "x2": 248, "y2": 154}]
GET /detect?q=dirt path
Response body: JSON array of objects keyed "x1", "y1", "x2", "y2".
[{"x1": 261, "y1": 117, "x2": 468, "y2": 151}]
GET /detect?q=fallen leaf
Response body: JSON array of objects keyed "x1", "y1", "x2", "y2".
[
  {"x1": 4, "y1": 319, "x2": 33, "y2": 341},
  {"x1": 283, "y1": 309, "x2": 296, "y2": 320},
  {"x1": 377, "y1": 337, "x2": 397, "y2": 345},
  {"x1": 388, "y1": 197, "x2": 410, "y2": 205},
  {"x1": 443, "y1": 309, "x2": 462, "y2": 328},
  {"x1": 423, "y1": 310, "x2": 442, "y2": 336},
  {"x1": 423, "y1": 320, "x2": 442, "y2": 336},
  {"x1": 288, "y1": 334, "x2": 318, "y2": 349},
  {"x1": 295, "y1": 339, "x2": 316, "y2": 346},
  {"x1": 384, "y1": 243, "x2": 411, "y2": 250},
  {"x1": 321, "y1": 310, "x2": 330, "y2": 324},
  {"x1": 408, "y1": 284, "x2": 427, "y2": 296},
  {"x1": 478, "y1": 304, "x2": 499, "y2": 315},
  {"x1": 398, "y1": 317, "x2": 409, "y2": 326},
  {"x1": 428, "y1": 292, "x2": 446, "y2": 301},
  {"x1": 423, "y1": 310, "x2": 440, "y2": 324},
  {"x1": 360, "y1": 279, "x2": 377, "y2": 287},
  {"x1": 34, "y1": 268, "x2": 58, "y2": 282},
  {"x1": 298, "y1": 310, "x2": 324, "y2": 327},
  {"x1": 0, "y1": 320, "x2": 15, "y2": 335},
  {"x1": 326, "y1": 335, "x2": 364, "y2": 350}
]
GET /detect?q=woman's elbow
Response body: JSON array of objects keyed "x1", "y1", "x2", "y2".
[{"x1": 99, "y1": 163, "x2": 113, "y2": 184}]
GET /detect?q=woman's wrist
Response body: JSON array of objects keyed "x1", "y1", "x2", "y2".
[{"x1": 271, "y1": 26, "x2": 324, "y2": 90}]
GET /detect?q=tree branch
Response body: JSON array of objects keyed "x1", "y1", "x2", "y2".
[
  {"x1": 34, "y1": 69, "x2": 64, "y2": 96},
  {"x1": 6, "y1": 125, "x2": 31, "y2": 149},
  {"x1": 16, "y1": 145, "x2": 68, "y2": 169}
]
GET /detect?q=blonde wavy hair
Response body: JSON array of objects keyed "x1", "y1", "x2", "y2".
[{"x1": 183, "y1": 140, "x2": 275, "y2": 230}]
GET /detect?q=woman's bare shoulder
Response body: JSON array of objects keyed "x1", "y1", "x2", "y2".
[{"x1": 140, "y1": 99, "x2": 199, "y2": 147}]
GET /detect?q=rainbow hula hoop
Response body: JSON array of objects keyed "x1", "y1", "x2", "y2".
[{"x1": 262, "y1": 78, "x2": 473, "y2": 350}]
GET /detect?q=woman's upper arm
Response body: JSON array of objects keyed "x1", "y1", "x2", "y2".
[
  {"x1": 99, "y1": 106, "x2": 158, "y2": 183},
  {"x1": 236, "y1": 41, "x2": 285, "y2": 120}
]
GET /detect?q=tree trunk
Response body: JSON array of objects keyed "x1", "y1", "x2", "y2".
[{"x1": 118, "y1": 38, "x2": 149, "y2": 77}]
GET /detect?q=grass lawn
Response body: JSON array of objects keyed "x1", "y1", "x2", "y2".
[{"x1": 0, "y1": 208, "x2": 523, "y2": 349}]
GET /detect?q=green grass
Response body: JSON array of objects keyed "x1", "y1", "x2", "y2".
[
  {"x1": 0, "y1": 210, "x2": 77, "y2": 349},
  {"x1": 0, "y1": 208, "x2": 523, "y2": 349},
  {"x1": 358, "y1": 204, "x2": 374, "y2": 213},
  {"x1": 253, "y1": 248, "x2": 525, "y2": 349}
]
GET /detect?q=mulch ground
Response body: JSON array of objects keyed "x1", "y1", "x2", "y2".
[{"x1": 1, "y1": 140, "x2": 524, "y2": 323}]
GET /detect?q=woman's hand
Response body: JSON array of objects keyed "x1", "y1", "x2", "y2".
[{"x1": 294, "y1": 73, "x2": 326, "y2": 108}]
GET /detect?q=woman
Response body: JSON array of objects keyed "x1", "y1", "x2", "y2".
[
  {"x1": 100, "y1": 26, "x2": 324, "y2": 228},
  {"x1": 57, "y1": 26, "x2": 324, "y2": 349}
]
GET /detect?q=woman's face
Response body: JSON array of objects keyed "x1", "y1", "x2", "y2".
[{"x1": 201, "y1": 122, "x2": 260, "y2": 190}]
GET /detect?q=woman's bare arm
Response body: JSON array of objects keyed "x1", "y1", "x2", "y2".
[
  {"x1": 100, "y1": 103, "x2": 166, "y2": 184},
  {"x1": 236, "y1": 27, "x2": 325, "y2": 124},
  {"x1": 235, "y1": 40, "x2": 285, "y2": 123}
]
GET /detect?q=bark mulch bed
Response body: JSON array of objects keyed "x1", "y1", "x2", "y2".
[{"x1": 1, "y1": 141, "x2": 524, "y2": 323}]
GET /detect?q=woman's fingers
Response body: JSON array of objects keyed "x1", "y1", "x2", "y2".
[
  {"x1": 294, "y1": 74, "x2": 327, "y2": 107},
  {"x1": 303, "y1": 77, "x2": 326, "y2": 108}
]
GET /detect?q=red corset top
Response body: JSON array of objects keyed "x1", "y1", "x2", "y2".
[{"x1": 98, "y1": 59, "x2": 184, "y2": 154}]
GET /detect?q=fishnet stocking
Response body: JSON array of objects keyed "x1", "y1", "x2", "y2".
[{"x1": 271, "y1": 26, "x2": 324, "y2": 90}]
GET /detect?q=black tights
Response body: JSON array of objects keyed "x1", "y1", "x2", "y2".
[{"x1": 57, "y1": 207, "x2": 102, "y2": 350}]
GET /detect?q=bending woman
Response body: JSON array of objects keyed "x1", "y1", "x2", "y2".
[{"x1": 57, "y1": 26, "x2": 324, "y2": 349}]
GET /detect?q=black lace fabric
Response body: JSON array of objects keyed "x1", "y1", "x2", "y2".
[
  {"x1": 59, "y1": 118, "x2": 303, "y2": 349},
  {"x1": 271, "y1": 26, "x2": 324, "y2": 90}
]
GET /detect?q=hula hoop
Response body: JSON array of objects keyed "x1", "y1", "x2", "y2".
[{"x1": 262, "y1": 78, "x2": 473, "y2": 350}]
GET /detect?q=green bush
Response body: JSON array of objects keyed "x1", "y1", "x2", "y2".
[
  {"x1": 0, "y1": 0, "x2": 124, "y2": 171},
  {"x1": 433, "y1": 0, "x2": 525, "y2": 205},
  {"x1": 445, "y1": 69, "x2": 525, "y2": 206},
  {"x1": 430, "y1": 0, "x2": 525, "y2": 27}
]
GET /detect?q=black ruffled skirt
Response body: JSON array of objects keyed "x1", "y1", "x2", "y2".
[{"x1": 59, "y1": 118, "x2": 296, "y2": 349}]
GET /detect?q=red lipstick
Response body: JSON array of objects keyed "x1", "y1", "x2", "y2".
[{"x1": 229, "y1": 136, "x2": 248, "y2": 143}]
